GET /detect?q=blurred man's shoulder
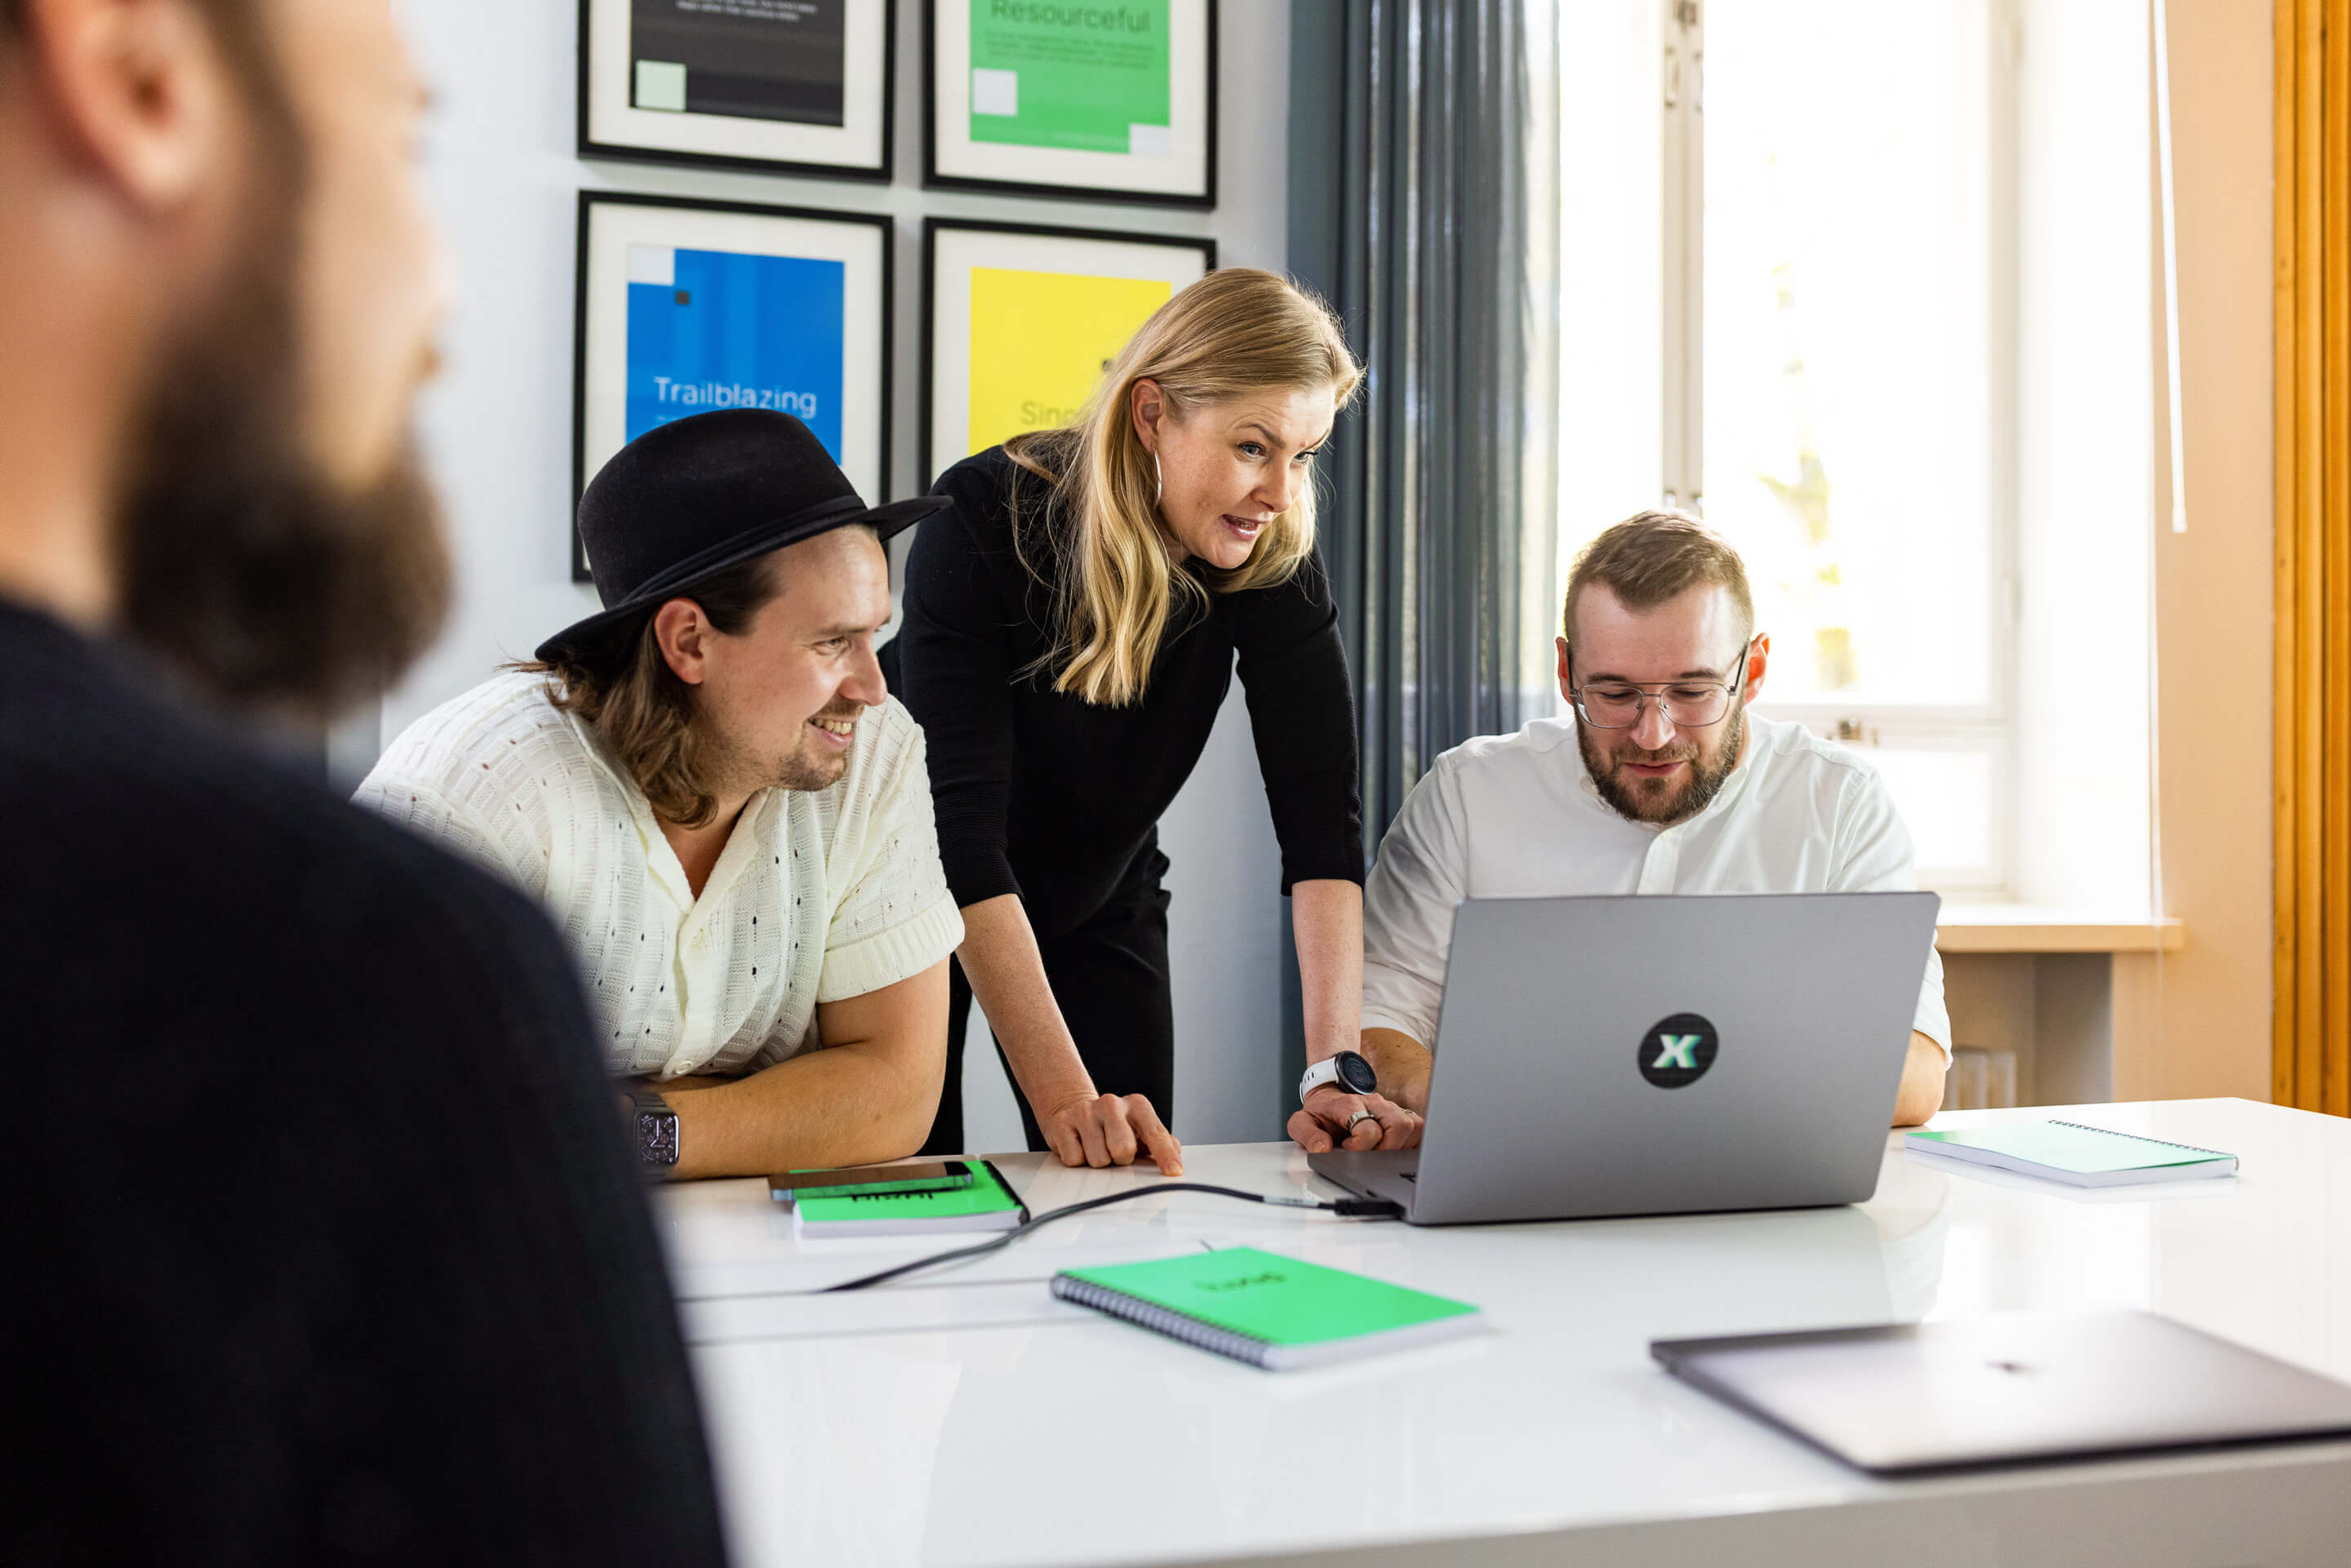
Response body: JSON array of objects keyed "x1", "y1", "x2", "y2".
[{"x1": 0, "y1": 604, "x2": 555, "y2": 971}]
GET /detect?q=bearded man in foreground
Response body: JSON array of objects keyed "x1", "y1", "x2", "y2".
[{"x1": 0, "y1": 0, "x2": 723, "y2": 1560}]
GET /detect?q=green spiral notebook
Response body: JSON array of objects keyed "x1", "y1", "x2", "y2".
[
  {"x1": 1051, "y1": 1247, "x2": 1486, "y2": 1370},
  {"x1": 790, "y1": 1157, "x2": 1029, "y2": 1237}
]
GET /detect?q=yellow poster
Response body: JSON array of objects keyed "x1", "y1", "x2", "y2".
[{"x1": 966, "y1": 268, "x2": 1173, "y2": 457}]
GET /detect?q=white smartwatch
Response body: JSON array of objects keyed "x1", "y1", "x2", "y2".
[{"x1": 1298, "y1": 1049, "x2": 1379, "y2": 1107}]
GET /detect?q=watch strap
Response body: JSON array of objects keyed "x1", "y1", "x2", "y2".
[{"x1": 1298, "y1": 1058, "x2": 1335, "y2": 1106}]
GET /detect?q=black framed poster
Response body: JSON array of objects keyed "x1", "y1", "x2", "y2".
[
  {"x1": 921, "y1": 218, "x2": 1215, "y2": 487},
  {"x1": 579, "y1": 0, "x2": 895, "y2": 180},
  {"x1": 572, "y1": 192, "x2": 893, "y2": 581},
  {"x1": 924, "y1": 0, "x2": 1215, "y2": 207}
]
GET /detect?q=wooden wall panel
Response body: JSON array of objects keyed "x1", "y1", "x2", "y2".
[{"x1": 2275, "y1": 0, "x2": 2351, "y2": 1115}]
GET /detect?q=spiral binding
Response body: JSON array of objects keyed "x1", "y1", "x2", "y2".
[
  {"x1": 2045, "y1": 1120, "x2": 2229, "y2": 1160},
  {"x1": 1051, "y1": 1277, "x2": 1278, "y2": 1369}
]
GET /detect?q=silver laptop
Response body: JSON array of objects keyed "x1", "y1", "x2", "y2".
[
  {"x1": 1309, "y1": 891, "x2": 1940, "y2": 1224},
  {"x1": 1652, "y1": 1311, "x2": 2351, "y2": 1472}
]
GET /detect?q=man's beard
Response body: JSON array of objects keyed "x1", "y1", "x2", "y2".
[
  {"x1": 1580, "y1": 701, "x2": 1745, "y2": 826},
  {"x1": 703, "y1": 701, "x2": 860, "y2": 798},
  {"x1": 771, "y1": 708, "x2": 855, "y2": 793},
  {"x1": 109, "y1": 120, "x2": 449, "y2": 720}
]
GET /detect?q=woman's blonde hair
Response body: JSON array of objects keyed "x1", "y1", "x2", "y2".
[{"x1": 1004, "y1": 268, "x2": 1362, "y2": 707}]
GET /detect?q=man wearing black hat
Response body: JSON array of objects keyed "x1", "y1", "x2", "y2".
[{"x1": 358, "y1": 408, "x2": 966, "y2": 1179}]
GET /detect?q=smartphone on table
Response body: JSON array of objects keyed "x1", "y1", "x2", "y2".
[{"x1": 768, "y1": 1160, "x2": 974, "y2": 1202}]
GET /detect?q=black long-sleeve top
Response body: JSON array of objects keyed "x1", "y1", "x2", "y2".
[
  {"x1": 888, "y1": 445, "x2": 1364, "y2": 939},
  {"x1": 0, "y1": 601, "x2": 727, "y2": 1566}
]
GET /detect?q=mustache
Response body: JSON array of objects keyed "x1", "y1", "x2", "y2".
[
  {"x1": 1610, "y1": 741, "x2": 1699, "y2": 766},
  {"x1": 809, "y1": 700, "x2": 865, "y2": 723}
]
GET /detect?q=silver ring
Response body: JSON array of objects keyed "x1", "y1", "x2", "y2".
[{"x1": 1344, "y1": 1108, "x2": 1376, "y2": 1130}]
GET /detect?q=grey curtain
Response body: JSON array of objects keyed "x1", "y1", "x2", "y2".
[{"x1": 1289, "y1": 0, "x2": 1560, "y2": 855}]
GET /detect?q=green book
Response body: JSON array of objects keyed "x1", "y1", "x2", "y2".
[
  {"x1": 790, "y1": 1157, "x2": 1028, "y2": 1238},
  {"x1": 1907, "y1": 1121, "x2": 2237, "y2": 1187},
  {"x1": 1051, "y1": 1247, "x2": 1486, "y2": 1370}
]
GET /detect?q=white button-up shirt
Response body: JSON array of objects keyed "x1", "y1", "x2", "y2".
[
  {"x1": 1362, "y1": 713, "x2": 1949, "y2": 1053},
  {"x1": 357, "y1": 672, "x2": 964, "y2": 1080}
]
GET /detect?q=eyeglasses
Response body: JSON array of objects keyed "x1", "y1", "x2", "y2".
[{"x1": 1568, "y1": 640, "x2": 1756, "y2": 731}]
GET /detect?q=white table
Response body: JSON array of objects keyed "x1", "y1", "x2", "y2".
[{"x1": 656, "y1": 1099, "x2": 2351, "y2": 1567}]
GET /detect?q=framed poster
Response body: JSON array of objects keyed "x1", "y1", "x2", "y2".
[
  {"x1": 921, "y1": 218, "x2": 1215, "y2": 487},
  {"x1": 924, "y1": 0, "x2": 1215, "y2": 207},
  {"x1": 579, "y1": 0, "x2": 895, "y2": 180},
  {"x1": 572, "y1": 191, "x2": 892, "y2": 581}
]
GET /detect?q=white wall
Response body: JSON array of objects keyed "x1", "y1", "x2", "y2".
[
  {"x1": 2011, "y1": 0, "x2": 2154, "y2": 915},
  {"x1": 383, "y1": 0, "x2": 1294, "y2": 1147},
  {"x1": 2116, "y1": 0, "x2": 2274, "y2": 1104}
]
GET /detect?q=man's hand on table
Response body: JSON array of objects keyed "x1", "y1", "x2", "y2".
[
  {"x1": 1041, "y1": 1090, "x2": 1184, "y2": 1177},
  {"x1": 1287, "y1": 1085, "x2": 1422, "y2": 1154}
]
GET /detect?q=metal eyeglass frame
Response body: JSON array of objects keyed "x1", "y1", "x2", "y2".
[{"x1": 1567, "y1": 637, "x2": 1759, "y2": 731}]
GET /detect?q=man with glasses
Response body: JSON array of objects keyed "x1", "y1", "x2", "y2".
[{"x1": 1288, "y1": 511, "x2": 1949, "y2": 1151}]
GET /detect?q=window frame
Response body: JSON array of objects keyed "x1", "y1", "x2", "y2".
[{"x1": 1659, "y1": 0, "x2": 2020, "y2": 895}]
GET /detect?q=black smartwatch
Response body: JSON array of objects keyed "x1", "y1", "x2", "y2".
[
  {"x1": 628, "y1": 1089, "x2": 680, "y2": 1171},
  {"x1": 1297, "y1": 1049, "x2": 1379, "y2": 1107}
]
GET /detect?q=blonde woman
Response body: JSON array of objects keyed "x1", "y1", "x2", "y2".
[{"x1": 885, "y1": 269, "x2": 1420, "y2": 1172}]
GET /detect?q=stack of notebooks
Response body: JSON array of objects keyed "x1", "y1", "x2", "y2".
[
  {"x1": 776, "y1": 1158, "x2": 1029, "y2": 1238},
  {"x1": 1905, "y1": 1120, "x2": 2237, "y2": 1188},
  {"x1": 1051, "y1": 1246, "x2": 1486, "y2": 1370}
]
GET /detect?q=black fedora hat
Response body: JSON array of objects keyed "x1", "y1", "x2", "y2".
[{"x1": 537, "y1": 408, "x2": 950, "y2": 660}]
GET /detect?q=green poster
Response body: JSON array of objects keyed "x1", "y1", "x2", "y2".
[{"x1": 968, "y1": 2, "x2": 1171, "y2": 157}]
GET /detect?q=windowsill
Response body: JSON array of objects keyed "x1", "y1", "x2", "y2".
[{"x1": 1935, "y1": 904, "x2": 2186, "y2": 954}]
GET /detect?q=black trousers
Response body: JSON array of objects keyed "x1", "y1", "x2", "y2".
[{"x1": 921, "y1": 854, "x2": 1175, "y2": 1156}]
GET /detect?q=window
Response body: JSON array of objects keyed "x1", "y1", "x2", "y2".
[{"x1": 1558, "y1": 0, "x2": 2155, "y2": 908}]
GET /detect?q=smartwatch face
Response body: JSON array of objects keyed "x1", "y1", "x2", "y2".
[
  {"x1": 1334, "y1": 1051, "x2": 1379, "y2": 1095},
  {"x1": 637, "y1": 1107, "x2": 681, "y2": 1166}
]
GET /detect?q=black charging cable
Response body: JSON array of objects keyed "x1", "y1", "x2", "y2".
[{"x1": 818, "y1": 1182, "x2": 1405, "y2": 1293}]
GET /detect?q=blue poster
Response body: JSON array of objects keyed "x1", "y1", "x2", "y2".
[{"x1": 624, "y1": 244, "x2": 846, "y2": 455}]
